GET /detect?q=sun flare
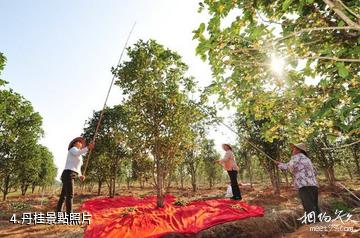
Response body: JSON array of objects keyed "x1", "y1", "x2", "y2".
[{"x1": 270, "y1": 53, "x2": 285, "y2": 75}]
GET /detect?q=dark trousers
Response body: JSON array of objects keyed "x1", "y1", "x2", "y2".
[
  {"x1": 56, "y1": 170, "x2": 78, "y2": 214},
  {"x1": 298, "y1": 186, "x2": 321, "y2": 220},
  {"x1": 227, "y1": 170, "x2": 242, "y2": 198}
]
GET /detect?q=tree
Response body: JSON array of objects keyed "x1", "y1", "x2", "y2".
[
  {"x1": 235, "y1": 112, "x2": 284, "y2": 195},
  {"x1": 0, "y1": 90, "x2": 43, "y2": 200},
  {"x1": 0, "y1": 52, "x2": 51, "y2": 200},
  {"x1": 0, "y1": 53, "x2": 6, "y2": 85},
  {"x1": 201, "y1": 139, "x2": 222, "y2": 189},
  {"x1": 19, "y1": 143, "x2": 42, "y2": 196},
  {"x1": 113, "y1": 39, "x2": 208, "y2": 207},
  {"x1": 83, "y1": 106, "x2": 129, "y2": 197},
  {"x1": 32, "y1": 145, "x2": 57, "y2": 193},
  {"x1": 351, "y1": 141, "x2": 360, "y2": 177},
  {"x1": 195, "y1": 0, "x2": 359, "y2": 137},
  {"x1": 193, "y1": 0, "x2": 359, "y2": 190},
  {"x1": 132, "y1": 155, "x2": 152, "y2": 189}
]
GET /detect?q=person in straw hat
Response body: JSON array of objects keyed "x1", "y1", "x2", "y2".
[
  {"x1": 276, "y1": 143, "x2": 320, "y2": 222},
  {"x1": 216, "y1": 143, "x2": 242, "y2": 200},
  {"x1": 56, "y1": 137, "x2": 94, "y2": 214}
]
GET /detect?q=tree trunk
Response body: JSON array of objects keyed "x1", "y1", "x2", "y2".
[
  {"x1": 139, "y1": 176, "x2": 144, "y2": 189},
  {"x1": 323, "y1": 166, "x2": 336, "y2": 186},
  {"x1": 191, "y1": 175, "x2": 196, "y2": 192},
  {"x1": 107, "y1": 179, "x2": 113, "y2": 197},
  {"x1": 112, "y1": 161, "x2": 118, "y2": 197},
  {"x1": 179, "y1": 166, "x2": 184, "y2": 190},
  {"x1": 126, "y1": 173, "x2": 131, "y2": 190},
  {"x1": 190, "y1": 164, "x2": 197, "y2": 192},
  {"x1": 265, "y1": 162, "x2": 280, "y2": 195},
  {"x1": 351, "y1": 146, "x2": 360, "y2": 177},
  {"x1": 141, "y1": 178, "x2": 145, "y2": 188},
  {"x1": 21, "y1": 183, "x2": 28, "y2": 196},
  {"x1": 2, "y1": 175, "x2": 10, "y2": 201},
  {"x1": 112, "y1": 178, "x2": 116, "y2": 197},
  {"x1": 31, "y1": 183, "x2": 36, "y2": 193},
  {"x1": 321, "y1": 137, "x2": 337, "y2": 186},
  {"x1": 97, "y1": 180, "x2": 102, "y2": 196},
  {"x1": 248, "y1": 156, "x2": 253, "y2": 188},
  {"x1": 156, "y1": 158, "x2": 164, "y2": 208},
  {"x1": 87, "y1": 182, "x2": 94, "y2": 193},
  {"x1": 166, "y1": 171, "x2": 172, "y2": 192}
]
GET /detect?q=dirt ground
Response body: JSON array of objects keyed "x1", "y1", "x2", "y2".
[{"x1": 0, "y1": 182, "x2": 358, "y2": 237}]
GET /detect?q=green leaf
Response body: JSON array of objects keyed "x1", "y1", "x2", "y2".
[
  {"x1": 338, "y1": 21, "x2": 345, "y2": 27},
  {"x1": 282, "y1": 0, "x2": 293, "y2": 11},
  {"x1": 336, "y1": 63, "x2": 349, "y2": 78},
  {"x1": 199, "y1": 23, "x2": 205, "y2": 33}
]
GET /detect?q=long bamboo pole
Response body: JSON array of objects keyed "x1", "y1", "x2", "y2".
[{"x1": 82, "y1": 22, "x2": 136, "y2": 177}]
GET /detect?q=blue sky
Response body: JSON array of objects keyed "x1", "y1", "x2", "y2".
[{"x1": 1, "y1": 0, "x2": 236, "y2": 180}]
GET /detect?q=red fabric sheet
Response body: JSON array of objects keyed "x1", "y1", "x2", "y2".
[{"x1": 81, "y1": 195, "x2": 264, "y2": 238}]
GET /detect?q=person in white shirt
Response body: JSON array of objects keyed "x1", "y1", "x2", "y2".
[
  {"x1": 217, "y1": 143, "x2": 242, "y2": 200},
  {"x1": 56, "y1": 137, "x2": 94, "y2": 214}
]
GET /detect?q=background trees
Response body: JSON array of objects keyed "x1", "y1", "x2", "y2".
[
  {"x1": 0, "y1": 52, "x2": 56, "y2": 200},
  {"x1": 201, "y1": 139, "x2": 222, "y2": 189},
  {"x1": 193, "y1": 0, "x2": 360, "y2": 193},
  {"x1": 82, "y1": 106, "x2": 129, "y2": 197}
]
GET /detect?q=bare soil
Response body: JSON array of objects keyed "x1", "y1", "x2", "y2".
[{"x1": 0, "y1": 182, "x2": 358, "y2": 238}]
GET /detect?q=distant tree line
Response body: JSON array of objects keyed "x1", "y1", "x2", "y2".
[{"x1": 0, "y1": 53, "x2": 57, "y2": 201}]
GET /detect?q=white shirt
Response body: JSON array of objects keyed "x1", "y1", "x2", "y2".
[
  {"x1": 64, "y1": 146, "x2": 88, "y2": 176},
  {"x1": 219, "y1": 150, "x2": 239, "y2": 171}
]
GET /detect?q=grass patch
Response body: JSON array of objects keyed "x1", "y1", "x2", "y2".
[
  {"x1": 173, "y1": 200, "x2": 188, "y2": 206},
  {"x1": 9, "y1": 202, "x2": 32, "y2": 211},
  {"x1": 328, "y1": 199, "x2": 351, "y2": 214}
]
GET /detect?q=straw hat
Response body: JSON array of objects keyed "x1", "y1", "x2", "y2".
[
  {"x1": 290, "y1": 143, "x2": 307, "y2": 152},
  {"x1": 222, "y1": 143, "x2": 233, "y2": 151},
  {"x1": 68, "y1": 137, "x2": 86, "y2": 150}
]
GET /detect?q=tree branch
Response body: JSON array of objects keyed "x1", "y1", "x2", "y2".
[
  {"x1": 255, "y1": 10, "x2": 282, "y2": 25},
  {"x1": 336, "y1": 0, "x2": 360, "y2": 19},
  {"x1": 276, "y1": 26, "x2": 360, "y2": 43},
  {"x1": 299, "y1": 56, "x2": 360, "y2": 63},
  {"x1": 322, "y1": 139, "x2": 360, "y2": 150},
  {"x1": 322, "y1": 0, "x2": 360, "y2": 27}
]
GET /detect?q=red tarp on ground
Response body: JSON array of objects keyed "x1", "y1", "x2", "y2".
[{"x1": 81, "y1": 195, "x2": 264, "y2": 238}]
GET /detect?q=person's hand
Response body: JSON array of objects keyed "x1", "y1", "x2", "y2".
[
  {"x1": 88, "y1": 143, "x2": 95, "y2": 150},
  {"x1": 80, "y1": 175, "x2": 85, "y2": 182},
  {"x1": 274, "y1": 160, "x2": 280, "y2": 165}
]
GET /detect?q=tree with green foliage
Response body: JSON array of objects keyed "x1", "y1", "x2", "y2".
[
  {"x1": 195, "y1": 0, "x2": 359, "y2": 137},
  {"x1": 132, "y1": 155, "x2": 153, "y2": 189},
  {"x1": 0, "y1": 52, "x2": 55, "y2": 200},
  {"x1": 0, "y1": 91, "x2": 43, "y2": 200},
  {"x1": 83, "y1": 106, "x2": 129, "y2": 197},
  {"x1": 201, "y1": 139, "x2": 222, "y2": 189},
  {"x1": 32, "y1": 145, "x2": 57, "y2": 193},
  {"x1": 113, "y1": 39, "x2": 209, "y2": 207},
  {"x1": 19, "y1": 143, "x2": 42, "y2": 195},
  {"x1": 193, "y1": 0, "x2": 359, "y2": 189}
]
